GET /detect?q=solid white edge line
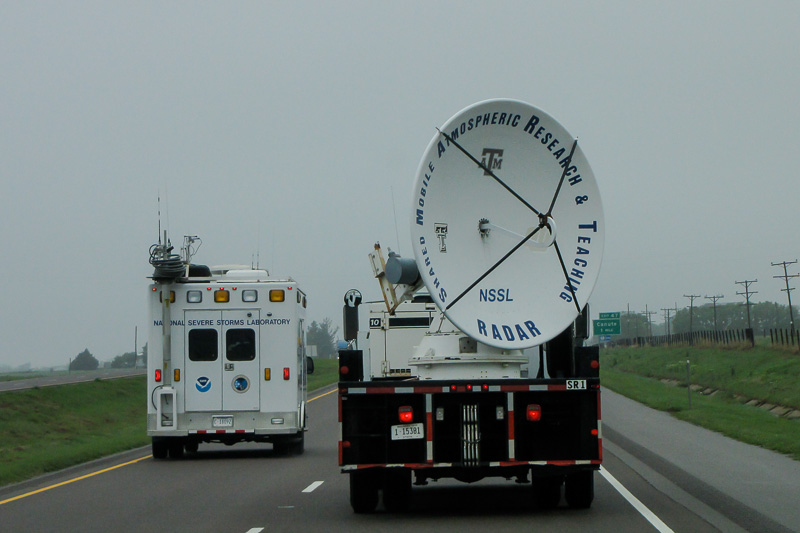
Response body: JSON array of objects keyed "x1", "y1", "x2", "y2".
[
  {"x1": 600, "y1": 466, "x2": 674, "y2": 533},
  {"x1": 302, "y1": 481, "x2": 324, "y2": 493}
]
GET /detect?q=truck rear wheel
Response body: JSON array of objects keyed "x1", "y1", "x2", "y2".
[
  {"x1": 151, "y1": 437, "x2": 168, "y2": 459},
  {"x1": 185, "y1": 439, "x2": 199, "y2": 454},
  {"x1": 533, "y1": 475, "x2": 562, "y2": 509},
  {"x1": 565, "y1": 470, "x2": 594, "y2": 509},
  {"x1": 350, "y1": 470, "x2": 379, "y2": 514},
  {"x1": 288, "y1": 432, "x2": 305, "y2": 456},
  {"x1": 382, "y1": 469, "x2": 412, "y2": 512},
  {"x1": 167, "y1": 438, "x2": 184, "y2": 459}
]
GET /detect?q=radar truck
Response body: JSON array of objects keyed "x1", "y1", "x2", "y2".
[
  {"x1": 338, "y1": 99, "x2": 604, "y2": 513},
  {"x1": 147, "y1": 234, "x2": 309, "y2": 458}
]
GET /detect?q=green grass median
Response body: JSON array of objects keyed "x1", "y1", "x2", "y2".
[{"x1": 0, "y1": 359, "x2": 340, "y2": 488}]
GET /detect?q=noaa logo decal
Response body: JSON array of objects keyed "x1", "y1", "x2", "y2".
[{"x1": 196, "y1": 376, "x2": 211, "y2": 393}]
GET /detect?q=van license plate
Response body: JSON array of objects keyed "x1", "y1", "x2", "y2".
[
  {"x1": 212, "y1": 416, "x2": 234, "y2": 428},
  {"x1": 391, "y1": 423, "x2": 424, "y2": 440}
]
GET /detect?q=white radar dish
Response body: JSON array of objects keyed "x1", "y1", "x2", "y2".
[{"x1": 410, "y1": 99, "x2": 604, "y2": 350}]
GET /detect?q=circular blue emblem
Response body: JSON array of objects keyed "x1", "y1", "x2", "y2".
[
  {"x1": 232, "y1": 375, "x2": 250, "y2": 393},
  {"x1": 196, "y1": 376, "x2": 211, "y2": 393}
]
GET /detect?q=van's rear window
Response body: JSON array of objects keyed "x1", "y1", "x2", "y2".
[
  {"x1": 227, "y1": 329, "x2": 256, "y2": 361},
  {"x1": 188, "y1": 329, "x2": 218, "y2": 361}
]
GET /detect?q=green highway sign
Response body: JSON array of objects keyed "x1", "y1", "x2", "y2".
[
  {"x1": 593, "y1": 319, "x2": 621, "y2": 335},
  {"x1": 599, "y1": 312, "x2": 620, "y2": 319}
]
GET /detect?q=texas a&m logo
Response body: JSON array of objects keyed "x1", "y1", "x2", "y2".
[{"x1": 481, "y1": 148, "x2": 504, "y2": 175}]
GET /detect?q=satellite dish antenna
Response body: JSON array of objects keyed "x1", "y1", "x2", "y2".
[{"x1": 410, "y1": 99, "x2": 604, "y2": 350}]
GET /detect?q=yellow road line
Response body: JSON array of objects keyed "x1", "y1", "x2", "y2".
[
  {"x1": 0, "y1": 455, "x2": 151, "y2": 506},
  {"x1": 2, "y1": 384, "x2": 339, "y2": 506},
  {"x1": 308, "y1": 387, "x2": 337, "y2": 402}
]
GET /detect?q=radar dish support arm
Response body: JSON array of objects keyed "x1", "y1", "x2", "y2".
[
  {"x1": 545, "y1": 138, "x2": 583, "y2": 313},
  {"x1": 545, "y1": 139, "x2": 578, "y2": 217}
]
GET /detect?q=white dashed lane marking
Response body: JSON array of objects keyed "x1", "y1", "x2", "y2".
[{"x1": 302, "y1": 481, "x2": 324, "y2": 493}]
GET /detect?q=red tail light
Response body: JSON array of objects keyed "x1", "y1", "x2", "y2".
[
  {"x1": 155, "y1": 369, "x2": 162, "y2": 383},
  {"x1": 526, "y1": 404, "x2": 542, "y2": 422},
  {"x1": 283, "y1": 368, "x2": 290, "y2": 380},
  {"x1": 398, "y1": 406, "x2": 413, "y2": 423}
]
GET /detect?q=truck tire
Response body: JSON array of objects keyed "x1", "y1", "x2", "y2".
[
  {"x1": 273, "y1": 440, "x2": 289, "y2": 455},
  {"x1": 565, "y1": 470, "x2": 594, "y2": 509},
  {"x1": 185, "y1": 439, "x2": 199, "y2": 454},
  {"x1": 382, "y1": 469, "x2": 412, "y2": 512},
  {"x1": 350, "y1": 470, "x2": 379, "y2": 514},
  {"x1": 288, "y1": 432, "x2": 305, "y2": 456},
  {"x1": 533, "y1": 475, "x2": 562, "y2": 509},
  {"x1": 152, "y1": 437, "x2": 168, "y2": 460},
  {"x1": 167, "y1": 438, "x2": 184, "y2": 459}
]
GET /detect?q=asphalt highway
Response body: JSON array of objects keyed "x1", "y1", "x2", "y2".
[{"x1": 1, "y1": 386, "x2": 798, "y2": 532}]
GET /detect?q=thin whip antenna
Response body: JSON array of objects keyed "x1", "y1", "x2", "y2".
[
  {"x1": 157, "y1": 193, "x2": 162, "y2": 245},
  {"x1": 391, "y1": 186, "x2": 401, "y2": 254},
  {"x1": 164, "y1": 185, "x2": 170, "y2": 243}
]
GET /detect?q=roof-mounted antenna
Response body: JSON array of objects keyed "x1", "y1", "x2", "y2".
[
  {"x1": 391, "y1": 186, "x2": 401, "y2": 255},
  {"x1": 157, "y1": 193, "x2": 163, "y2": 246},
  {"x1": 149, "y1": 193, "x2": 184, "y2": 280}
]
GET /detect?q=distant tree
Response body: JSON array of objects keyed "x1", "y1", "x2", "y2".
[
  {"x1": 669, "y1": 301, "x2": 798, "y2": 334},
  {"x1": 307, "y1": 318, "x2": 339, "y2": 359},
  {"x1": 111, "y1": 352, "x2": 137, "y2": 368},
  {"x1": 70, "y1": 349, "x2": 99, "y2": 371},
  {"x1": 617, "y1": 312, "x2": 651, "y2": 338}
]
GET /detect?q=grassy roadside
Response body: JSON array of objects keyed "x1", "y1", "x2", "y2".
[
  {"x1": 603, "y1": 342, "x2": 800, "y2": 407},
  {"x1": 0, "y1": 359, "x2": 340, "y2": 488},
  {"x1": 0, "y1": 377, "x2": 149, "y2": 487},
  {"x1": 307, "y1": 358, "x2": 339, "y2": 392},
  {"x1": 601, "y1": 344, "x2": 800, "y2": 461}
]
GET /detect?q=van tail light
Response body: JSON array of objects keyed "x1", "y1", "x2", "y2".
[
  {"x1": 526, "y1": 404, "x2": 542, "y2": 422},
  {"x1": 283, "y1": 368, "x2": 290, "y2": 380},
  {"x1": 155, "y1": 369, "x2": 162, "y2": 383}
]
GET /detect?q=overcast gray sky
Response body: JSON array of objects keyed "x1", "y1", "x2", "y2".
[{"x1": 2, "y1": 1, "x2": 799, "y2": 368}]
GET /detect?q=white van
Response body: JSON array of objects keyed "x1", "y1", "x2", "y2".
[{"x1": 147, "y1": 265, "x2": 308, "y2": 458}]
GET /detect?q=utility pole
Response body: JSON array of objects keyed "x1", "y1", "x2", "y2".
[
  {"x1": 661, "y1": 307, "x2": 674, "y2": 336},
  {"x1": 735, "y1": 279, "x2": 758, "y2": 330},
  {"x1": 684, "y1": 294, "x2": 701, "y2": 344},
  {"x1": 705, "y1": 295, "x2": 724, "y2": 330},
  {"x1": 644, "y1": 305, "x2": 657, "y2": 337},
  {"x1": 771, "y1": 260, "x2": 798, "y2": 333}
]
